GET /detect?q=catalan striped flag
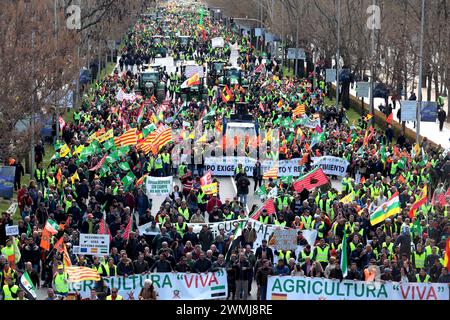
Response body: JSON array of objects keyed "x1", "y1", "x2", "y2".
[
  {"x1": 118, "y1": 128, "x2": 137, "y2": 146},
  {"x1": 152, "y1": 126, "x2": 172, "y2": 150},
  {"x1": 263, "y1": 163, "x2": 279, "y2": 180},
  {"x1": 66, "y1": 266, "x2": 100, "y2": 282},
  {"x1": 293, "y1": 104, "x2": 306, "y2": 117},
  {"x1": 139, "y1": 131, "x2": 157, "y2": 154}
]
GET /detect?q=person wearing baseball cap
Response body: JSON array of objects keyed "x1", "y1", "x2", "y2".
[{"x1": 52, "y1": 264, "x2": 69, "y2": 297}]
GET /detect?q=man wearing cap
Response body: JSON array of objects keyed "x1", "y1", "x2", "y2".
[
  {"x1": 258, "y1": 208, "x2": 273, "y2": 224},
  {"x1": 52, "y1": 264, "x2": 69, "y2": 297}
]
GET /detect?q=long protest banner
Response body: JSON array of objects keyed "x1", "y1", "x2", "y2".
[
  {"x1": 311, "y1": 156, "x2": 349, "y2": 177},
  {"x1": 145, "y1": 176, "x2": 173, "y2": 197},
  {"x1": 268, "y1": 276, "x2": 449, "y2": 300},
  {"x1": 138, "y1": 218, "x2": 317, "y2": 250},
  {"x1": 204, "y1": 157, "x2": 304, "y2": 177},
  {"x1": 69, "y1": 270, "x2": 228, "y2": 300}
]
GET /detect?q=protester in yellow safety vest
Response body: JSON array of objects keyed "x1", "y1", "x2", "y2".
[
  {"x1": 178, "y1": 201, "x2": 190, "y2": 221},
  {"x1": 2, "y1": 277, "x2": 18, "y2": 301},
  {"x1": 1, "y1": 239, "x2": 16, "y2": 268},
  {"x1": 313, "y1": 239, "x2": 330, "y2": 268},
  {"x1": 258, "y1": 209, "x2": 272, "y2": 224},
  {"x1": 52, "y1": 264, "x2": 69, "y2": 296},
  {"x1": 101, "y1": 259, "x2": 118, "y2": 277},
  {"x1": 415, "y1": 268, "x2": 430, "y2": 283},
  {"x1": 106, "y1": 288, "x2": 124, "y2": 300},
  {"x1": 412, "y1": 243, "x2": 427, "y2": 272},
  {"x1": 175, "y1": 216, "x2": 188, "y2": 237},
  {"x1": 300, "y1": 213, "x2": 313, "y2": 230}
]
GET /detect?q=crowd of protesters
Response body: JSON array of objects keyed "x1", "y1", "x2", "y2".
[{"x1": 0, "y1": 1, "x2": 449, "y2": 301}]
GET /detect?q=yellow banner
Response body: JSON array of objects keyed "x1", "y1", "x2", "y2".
[
  {"x1": 73, "y1": 145, "x2": 85, "y2": 156},
  {"x1": 98, "y1": 129, "x2": 114, "y2": 143},
  {"x1": 340, "y1": 192, "x2": 355, "y2": 204},
  {"x1": 201, "y1": 182, "x2": 218, "y2": 195},
  {"x1": 60, "y1": 144, "x2": 70, "y2": 158}
]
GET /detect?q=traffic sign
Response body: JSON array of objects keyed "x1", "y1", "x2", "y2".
[
  {"x1": 325, "y1": 69, "x2": 336, "y2": 82},
  {"x1": 79, "y1": 234, "x2": 110, "y2": 256},
  {"x1": 287, "y1": 48, "x2": 306, "y2": 60},
  {"x1": 400, "y1": 101, "x2": 417, "y2": 122},
  {"x1": 356, "y1": 82, "x2": 370, "y2": 98}
]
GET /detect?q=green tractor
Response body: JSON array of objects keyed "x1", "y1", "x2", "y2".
[
  {"x1": 139, "y1": 64, "x2": 167, "y2": 103},
  {"x1": 207, "y1": 59, "x2": 227, "y2": 86},
  {"x1": 179, "y1": 63, "x2": 207, "y2": 104},
  {"x1": 151, "y1": 35, "x2": 168, "y2": 58},
  {"x1": 218, "y1": 66, "x2": 249, "y2": 89},
  {"x1": 177, "y1": 36, "x2": 192, "y2": 52}
]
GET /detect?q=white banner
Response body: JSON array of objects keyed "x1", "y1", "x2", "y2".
[
  {"x1": 271, "y1": 229, "x2": 297, "y2": 251},
  {"x1": 138, "y1": 222, "x2": 161, "y2": 236},
  {"x1": 261, "y1": 159, "x2": 304, "y2": 177},
  {"x1": 5, "y1": 225, "x2": 19, "y2": 236},
  {"x1": 116, "y1": 89, "x2": 136, "y2": 102},
  {"x1": 311, "y1": 156, "x2": 349, "y2": 177},
  {"x1": 146, "y1": 176, "x2": 173, "y2": 196},
  {"x1": 69, "y1": 271, "x2": 228, "y2": 300},
  {"x1": 204, "y1": 157, "x2": 304, "y2": 177},
  {"x1": 268, "y1": 276, "x2": 449, "y2": 300},
  {"x1": 204, "y1": 156, "x2": 256, "y2": 176},
  {"x1": 79, "y1": 234, "x2": 110, "y2": 256},
  {"x1": 211, "y1": 37, "x2": 225, "y2": 48}
]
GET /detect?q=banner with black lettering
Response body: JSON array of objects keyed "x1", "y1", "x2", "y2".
[
  {"x1": 311, "y1": 156, "x2": 349, "y2": 177},
  {"x1": 204, "y1": 157, "x2": 304, "y2": 177}
]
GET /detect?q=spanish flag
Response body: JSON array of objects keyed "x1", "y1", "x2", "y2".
[
  {"x1": 181, "y1": 73, "x2": 201, "y2": 88},
  {"x1": 221, "y1": 85, "x2": 233, "y2": 103},
  {"x1": 444, "y1": 238, "x2": 450, "y2": 272}
]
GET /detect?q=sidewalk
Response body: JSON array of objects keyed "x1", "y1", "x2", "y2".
[{"x1": 347, "y1": 85, "x2": 450, "y2": 149}]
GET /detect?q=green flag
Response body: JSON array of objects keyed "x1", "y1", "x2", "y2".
[
  {"x1": 118, "y1": 162, "x2": 131, "y2": 171},
  {"x1": 121, "y1": 171, "x2": 136, "y2": 190},
  {"x1": 340, "y1": 230, "x2": 348, "y2": 277},
  {"x1": 99, "y1": 165, "x2": 110, "y2": 178},
  {"x1": 118, "y1": 146, "x2": 130, "y2": 157},
  {"x1": 255, "y1": 185, "x2": 267, "y2": 196},
  {"x1": 106, "y1": 150, "x2": 120, "y2": 164},
  {"x1": 142, "y1": 124, "x2": 156, "y2": 137},
  {"x1": 103, "y1": 138, "x2": 115, "y2": 151},
  {"x1": 281, "y1": 176, "x2": 294, "y2": 185}
]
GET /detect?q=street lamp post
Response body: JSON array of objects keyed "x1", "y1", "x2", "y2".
[
  {"x1": 54, "y1": 0, "x2": 60, "y2": 143},
  {"x1": 416, "y1": 0, "x2": 426, "y2": 144},
  {"x1": 369, "y1": 0, "x2": 376, "y2": 126},
  {"x1": 335, "y1": 0, "x2": 341, "y2": 111}
]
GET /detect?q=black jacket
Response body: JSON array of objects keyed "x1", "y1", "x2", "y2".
[
  {"x1": 233, "y1": 260, "x2": 251, "y2": 281},
  {"x1": 255, "y1": 246, "x2": 274, "y2": 263}
]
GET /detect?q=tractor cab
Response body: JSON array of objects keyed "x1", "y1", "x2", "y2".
[
  {"x1": 151, "y1": 35, "x2": 168, "y2": 57},
  {"x1": 177, "y1": 36, "x2": 192, "y2": 52},
  {"x1": 139, "y1": 64, "x2": 167, "y2": 103},
  {"x1": 219, "y1": 66, "x2": 249, "y2": 88}
]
